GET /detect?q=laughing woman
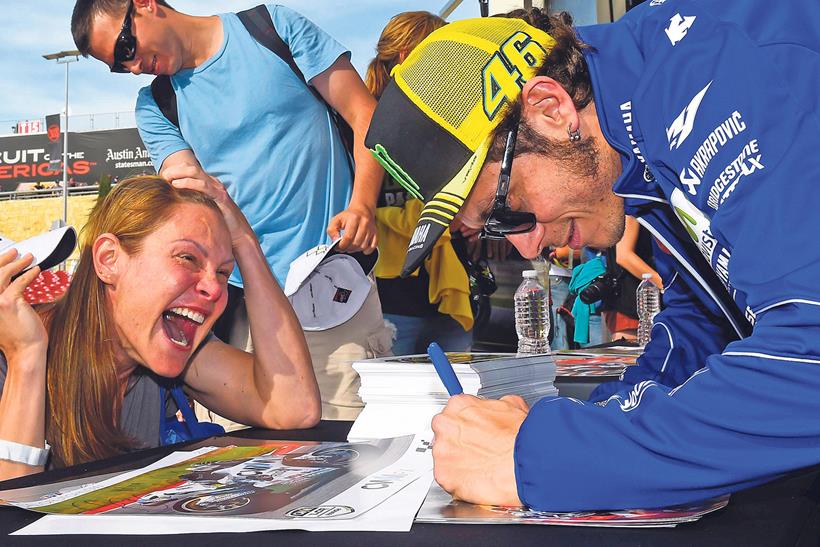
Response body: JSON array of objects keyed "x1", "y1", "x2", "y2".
[{"x1": 0, "y1": 175, "x2": 320, "y2": 480}]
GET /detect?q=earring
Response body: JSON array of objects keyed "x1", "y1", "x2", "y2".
[{"x1": 567, "y1": 124, "x2": 581, "y2": 142}]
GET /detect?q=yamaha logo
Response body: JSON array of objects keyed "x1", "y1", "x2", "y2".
[
  {"x1": 666, "y1": 81, "x2": 712, "y2": 150},
  {"x1": 408, "y1": 223, "x2": 431, "y2": 251}
]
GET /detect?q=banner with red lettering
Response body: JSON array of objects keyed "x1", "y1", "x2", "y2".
[{"x1": 0, "y1": 128, "x2": 156, "y2": 191}]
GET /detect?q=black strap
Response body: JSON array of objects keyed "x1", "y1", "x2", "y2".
[
  {"x1": 238, "y1": 5, "x2": 355, "y2": 167},
  {"x1": 238, "y1": 5, "x2": 310, "y2": 87},
  {"x1": 150, "y1": 75, "x2": 178, "y2": 128}
]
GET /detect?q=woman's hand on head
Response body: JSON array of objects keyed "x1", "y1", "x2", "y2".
[
  {"x1": 0, "y1": 250, "x2": 47, "y2": 362},
  {"x1": 163, "y1": 165, "x2": 253, "y2": 248}
]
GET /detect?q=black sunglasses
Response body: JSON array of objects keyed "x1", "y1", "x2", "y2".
[
  {"x1": 480, "y1": 127, "x2": 537, "y2": 240},
  {"x1": 111, "y1": 1, "x2": 136, "y2": 73}
]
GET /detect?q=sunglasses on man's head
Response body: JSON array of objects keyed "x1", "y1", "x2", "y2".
[
  {"x1": 480, "y1": 127, "x2": 537, "y2": 240},
  {"x1": 111, "y1": 1, "x2": 136, "y2": 73}
]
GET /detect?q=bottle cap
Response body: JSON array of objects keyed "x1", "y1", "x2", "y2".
[
  {"x1": 641, "y1": 273, "x2": 653, "y2": 279},
  {"x1": 522, "y1": 270, "x2": 538, "y2": 278}
]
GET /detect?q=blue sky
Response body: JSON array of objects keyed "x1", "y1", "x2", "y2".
[{"x1": 0, "y1": 1, "x2": 481, "y2": 128}]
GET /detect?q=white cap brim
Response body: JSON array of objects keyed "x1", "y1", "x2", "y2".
[
  {"x1": 0, "y1": 226, "x2": 77, "y2": 273},
  {"x1": 288, "y1": 254, "x2": 373, "y2": 331},
  {"x1": 284, "y1": 238, "x2": 378, "y2": 297}
]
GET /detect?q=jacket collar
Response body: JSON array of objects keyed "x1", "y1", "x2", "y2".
[{"x1": 575, "y1": 23, "x2": 667, "y2": 207}]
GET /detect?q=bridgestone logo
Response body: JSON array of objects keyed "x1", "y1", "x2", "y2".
[{"x1": 706, "y1": 139, "x2": 763, "y2": 210}]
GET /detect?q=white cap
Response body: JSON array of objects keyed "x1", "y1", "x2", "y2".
[
  {"x1": 641, "y1": 273, "x2": 653, "y2": 279},
  {"x1": 0, "y1": 226, "x2": 76, "y2": 274},
  {"x1": 522, "y1": 270, "x2": 538, "y2": 278},
  {"x1": 284, "y1": 239, "x2": 378, "y2": 331}
]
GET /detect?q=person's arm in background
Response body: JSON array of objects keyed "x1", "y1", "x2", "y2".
[
  {"x1": 160, "y1": 149, "x2": 206, "y2": 182},
  {"x1": 550, "y1": 245, "x2": 581, "y2": 268},
  {"x1": 450, "y1": 216, "x2": 513, "y2": 261},
  {"x1": 616, "y1": 216, "x2": 662, "y2": 290},
  {"x1": 169, "y1": 168, "x2": 320, "y2": 429},
  {"x1": 313, "y1": 55, "x2": 383, "y2": 255},
  {"x1": 0, "y1": 254, "x2": 48, "y2": 480},
  {"x1": 134, "y1": 85, "x2": 211, "y2": 188}
]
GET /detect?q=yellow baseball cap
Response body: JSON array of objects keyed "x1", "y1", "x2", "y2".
[{"x1": 365, "y1": 17, "x2": 555, "y2": 277}]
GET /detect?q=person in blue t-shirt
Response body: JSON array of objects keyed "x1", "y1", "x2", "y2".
[{"x1": 71, "y1": 1, "x2": 391, "y2": 421}]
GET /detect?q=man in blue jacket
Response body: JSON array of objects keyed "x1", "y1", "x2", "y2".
[{"x1": 364, "y1": 0, "x2": 820, "y2": 510}]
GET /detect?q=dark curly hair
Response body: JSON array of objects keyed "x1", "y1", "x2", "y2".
[{"x1": 485, "y1": 8, "x2": 595, "y2": 164}]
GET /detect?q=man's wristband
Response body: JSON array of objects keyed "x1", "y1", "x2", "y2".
[{"x1": 0, "y1": 439, "x2": 51, "y2": 467}]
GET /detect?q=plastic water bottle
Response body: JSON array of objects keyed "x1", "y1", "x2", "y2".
[
  {"x1": 514, "y1": 270, "x2": 550, "y2": 355},
  {"x1": 636, "y1": 273, "x2": 661, "y2": 346}
]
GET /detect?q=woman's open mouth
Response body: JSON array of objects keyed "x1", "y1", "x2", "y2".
[{"x1": 161, "y1": 307, "x2": 205, "y2": 349}]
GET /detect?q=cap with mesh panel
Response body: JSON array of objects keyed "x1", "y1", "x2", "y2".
[{"x1": 365, "y1": 17, "x2": 554, "y2": 277}]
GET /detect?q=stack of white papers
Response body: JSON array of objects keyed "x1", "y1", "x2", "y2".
[{"x1": 349, "y1": 352, "x2": 558, "y2": 441}]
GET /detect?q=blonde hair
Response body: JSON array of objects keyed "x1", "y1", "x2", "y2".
[
  {"x1": 365, "y1": 11, "x2": 446, "y2": 98},
  {"x1": 45, "y1": 176, "x2": 220, "y2": 467}
]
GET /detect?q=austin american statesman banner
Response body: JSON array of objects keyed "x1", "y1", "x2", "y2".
[{"x1": 0, "y1": 128, "x2": 156, "y2": 191}]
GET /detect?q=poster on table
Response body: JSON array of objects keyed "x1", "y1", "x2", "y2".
[
  {"x1": 1, "y1": 435, "x2": 434, "y2": 534},
  {"x1": 417, "y1": 483, "x2": 729, "y2": 528}
]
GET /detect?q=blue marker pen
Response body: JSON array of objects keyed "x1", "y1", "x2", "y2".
[{"x1": 427, "y1": 342, "x2": 463, "y2": 396}]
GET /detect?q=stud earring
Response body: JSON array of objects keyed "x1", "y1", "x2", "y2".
[{"x1": 567, "y1": 124, "x2": 581, "y2": 142}]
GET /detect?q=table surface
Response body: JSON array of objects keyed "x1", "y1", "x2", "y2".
[{"x1": 2, "y1": 421, "x2": 819, "y2": 547}]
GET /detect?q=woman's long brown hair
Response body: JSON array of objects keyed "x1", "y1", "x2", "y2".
[
  {"x1": 45, "y1": 176, "x2": 220, "y2": 467},
  {"x1": 365, "y1": 11, "x2": 446, "y2": 99}
]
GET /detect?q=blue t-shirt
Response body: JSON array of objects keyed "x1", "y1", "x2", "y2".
[{"x1": 136, "y1": 5, "x2": 352, "y2": 285}]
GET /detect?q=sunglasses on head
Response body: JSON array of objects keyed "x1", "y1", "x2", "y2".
[
  {"x1": 480, "y1": 127, "x2": 537, "y2": 240},
  {"x1": 111, "y1": 0, "x2": 136, "y2": 73}
]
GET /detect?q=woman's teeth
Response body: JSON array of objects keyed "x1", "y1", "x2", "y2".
[{"x1": 168, "y1": 307, "x2": 205, "y2": 324}]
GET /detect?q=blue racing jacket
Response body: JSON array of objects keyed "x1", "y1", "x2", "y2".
[{"x1": 515, "y1": 0, "x2": 820, "y2": 510}]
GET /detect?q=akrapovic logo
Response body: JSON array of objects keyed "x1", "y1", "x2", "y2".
[
  {"x1": 679, "y1": 167, "x2": 700, "y2": 195},
  {"x1": 666, "y1": 81, "x2": 712, "y2": 150},
  {"x1": 682, "y1": 111, "x2": 747, "y2": 193},
  {"x1": 408, "y1": 224, "x2": 431, "y2": 252},
  {"x1": 665, "y1": 13, "x2": 696, "y2": 46}
]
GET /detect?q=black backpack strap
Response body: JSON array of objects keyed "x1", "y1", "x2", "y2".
[
  {"x1": 150, "y1": 75, "x2": 179, "y2": 129},
  {"x1": 150, "y1": 3, "x2": 354, "y2": 167},
  {"x1": 238, "y1": 4, "x2": 355, "y2": 165},
  {"x1": 237, "y1": 5, "x2": 310, "y2": 87}
]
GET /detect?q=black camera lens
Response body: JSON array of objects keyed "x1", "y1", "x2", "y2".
[{"x1": 579, "y1": 279, "x2": 607, "y2": 304}]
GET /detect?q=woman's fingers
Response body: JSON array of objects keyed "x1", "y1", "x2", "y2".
[
  {"x1": 0, "y1": 252, "x2": 35, "y2": 288},
  {"x1": 0, "y1": 248, "x2": 19, "y2": 268},
  {"x1": 8, "y1": 265, "x2": 41, "y2": 296}
]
